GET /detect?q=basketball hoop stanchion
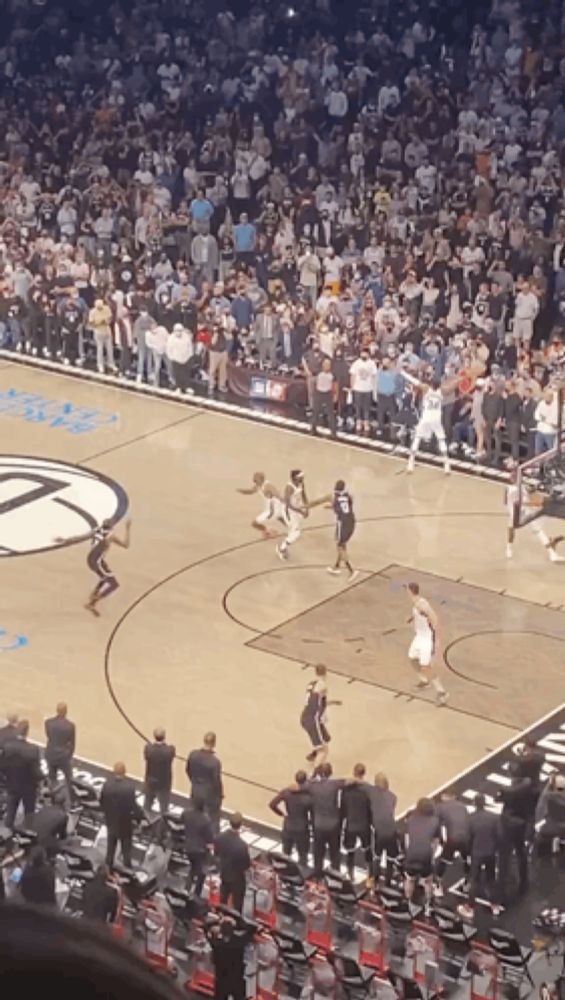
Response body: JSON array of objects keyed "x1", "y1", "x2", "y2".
[
  {"x1": 468, "y1": 942, "x2": 499, "y2": 1000},
  {"x1": 305, "y1": 880, "x2": 333, "y2": 953},
  {"x1": 358, "y1": 900, "x2": 388, "y2": 972},
  {"x1": 405, "y1": 920, "x2": 442, "y2": 983}
]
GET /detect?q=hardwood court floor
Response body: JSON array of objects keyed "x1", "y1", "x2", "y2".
[{"x1": 1, "y1": 360, "x2": 564, "y2": 824}]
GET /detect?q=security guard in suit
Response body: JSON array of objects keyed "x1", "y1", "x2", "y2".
[
  {"x1": 100, "y1": 762, "x2": 145, "y2": 869},
  {"x1": 143, "y1": 727, "x2": 175, "y2": 814},
  {"x1": 215, "y1": 813, "x2": 251, "y2": 913},
  {"x1": 44, "y1": 702, "x2": 76, "y2": 792},
  {"x1": 186, "y1": 731, "x2": 223, "y2": 833},
  {"x1": 3, "y1": 720, "x2": 42, "y2": 828}
]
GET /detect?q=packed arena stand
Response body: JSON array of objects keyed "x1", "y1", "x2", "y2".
[{"x1": 0, "y1": 0, "x2": 565, "y2": 467}]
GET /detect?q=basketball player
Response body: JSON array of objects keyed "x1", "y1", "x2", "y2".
[
  {"x1": 505, "y1": 469, "x2": 564, "y2": 562},
  {"x1": 314, "y1": 479, "x2": 359, "y2": 580},
  {"x1": 406, "y1": 582, "x2": 449, "y2": 706},
  {"x1": 400, "y1": 372, "x2": 450, "y2": 474},
  {"x1": 237, "y1": 472, "x2": 283, "y2": 538},
  {"x1": 300, "y1": 664, "x2": 338, "y2": 764},
  {"x1": 277, "y1": 469, "x2": 308, "y2": 561},
  {"x1": 55, "y1": 519, "x2": 132, "y2": 615}
]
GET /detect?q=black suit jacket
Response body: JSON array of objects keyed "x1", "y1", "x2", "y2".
[
  {"x1": 186, "y1": 748, "x2": 223, "y2": 806},
  {"x1": 45, "y1": 716, "x2": 76, "y2": 763},
  {"x1": 3, "y1": 737, "x2": 41, "y2": 792},
  {"x1": 215, "y1": 828, "x2": 251, "y2": 882},
  {"x1": 183, "y1": 804, "x2": 214, "y2": 854},
  {"x1": 100, "y1": 776, "x2": 144, "y2": 832},
  {"x1": 144, "y1": 741, "x2": 175, "y2": 791}
]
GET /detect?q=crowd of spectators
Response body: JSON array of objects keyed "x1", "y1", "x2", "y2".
[{"x1": 1, "y1": 0, "x2": 565, "y2": 466}]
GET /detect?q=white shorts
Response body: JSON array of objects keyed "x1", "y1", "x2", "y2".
[
  {"x1": 416, "y1": 418, "x2": 445, "y2": 442},
  {"x1": 256, "y1": 497, "x2": 284, "y2": 525},
  {"x1": 408, "y1": 634, "x2": 434, "y2": 667}
]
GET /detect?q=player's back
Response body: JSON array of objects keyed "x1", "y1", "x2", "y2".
[{"x1": 334, "y1": 488, "x2": 354, "y2": 521}]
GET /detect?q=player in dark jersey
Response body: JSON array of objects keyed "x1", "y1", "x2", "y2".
[
  {"x1": 300, "y1": 664, "x2": 332, "y2": 764},
  {"x1": 315, "y1": 479, "x2": 358, "y2": 580},
  {"x1": 55, "y1": 519, "x2": 131, "y2": 616}
]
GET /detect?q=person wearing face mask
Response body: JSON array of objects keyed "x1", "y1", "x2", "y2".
[
  {"x1": 133, "y1": 308, "x2": 156, "y2": 385},
  {"x1": 332, "y1": 346, "x2": 350, "y2": 427},
  {"x1": 349, "y1": 347, "x2": 378, "y2": 435},
  {"x1": 302, "y1": 338, "x2": 326, "y2": 411}
]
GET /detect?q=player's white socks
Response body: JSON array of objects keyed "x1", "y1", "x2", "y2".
[
  {"x1": 549, "y1": 548, "x2": 565, "y2": 563},
  {"x1": 407, "y1": 455, "x2": 415, "y2": 473},
  {"x1": 506, "y1": 544, "x2": 513, "y2": 559}
]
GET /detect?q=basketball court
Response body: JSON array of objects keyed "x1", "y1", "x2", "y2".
[{"x1": 1, "y1": 359, "x2": 564, "y2": 825}]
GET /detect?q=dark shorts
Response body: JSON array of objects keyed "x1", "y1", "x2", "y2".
[
  {"x1": 354, "y1": 391, "x2": 372, "y2": 421},
  {"x1": 300, "y1": 710, "x2": 330, "y2": 747},
  {"x1": 336, "y1": 517, "x2": 355, "y2": 546}
]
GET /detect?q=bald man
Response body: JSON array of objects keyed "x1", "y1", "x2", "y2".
[
  {"x1": 143, "y1": 727, "x2": 176, "y2": 814},
  {"x1": 186, "y1": 732, "x2": 223, "y2": 834},
  {"x1": 45, "y1": 703, "x2": 76, "y2": 796},
  {"x1": 100, "y1": 762, "x2": 145, "y2": 869}
]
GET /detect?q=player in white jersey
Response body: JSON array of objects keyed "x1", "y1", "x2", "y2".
[
  {"x1": 400, "y1": 373, "x2": 450, "y2": 474},
  {"x1": 237, "y1": 471, "x2": 284, "y2": 538},
  {"x1": 277, "y1": 469, "x2": 309, "y2": 560},
  {"x1": 406, "y1": 582, "x2": 449, "y2": 706},
  {"x1": 505, "y1": 470, "x2": 564, "y2": 561}
]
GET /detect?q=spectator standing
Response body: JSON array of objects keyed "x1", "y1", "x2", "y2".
[
  {"x1": 208, "y1": 321, "x2": 231, "y2": 395},
  {"x1": 88, "y1": 298, "x2": 114, "y2": 374},
  {"x1": 233, "y1": 213, "x2": 257, "y2": 267},
  {"x1": 503, "y1": 381, "x2": 523, "y2": 463},
  {"x1": 403, "y1": 798, "x2": 441, "y2": 915},
  {"x1": 350, "y1": 349, "x2": 377, "y2": 436},
  {"x1": 143, "y1": 727, "x2": 175, "y2": 815},
  {"x1": 481, "y1": 380, "x2": 504, "y2": 467},
  {"x1": 311, "y1": 357, "x2": 337, "y2": 438},
  {"x1": 100, "y1": 762, "x2": 145, "y2": 869},
  {"x1": 341, "y1": 763, "x2": 372, "y2": 880},
  {"x1": 254, "y1": 304, "x2": 280, "y2": 367},
  {"x1": 513, "y1": 281, "x2": 539, "y2": 347},
  {"x1": 186, "y1": 732, "x2": 223, "y2": 834},
  {"x1": 44, "y1": 702, "x2": 75, "y2": 796},
  {"x1": 535, "y1": 388, "x2": 560, "y2": 454},
  {"x1": 215, "y1": 813, "x2": 251, "y2": 913},
  {"x1": 166, "y1": 323, "x2": 193, "y2": 393}
]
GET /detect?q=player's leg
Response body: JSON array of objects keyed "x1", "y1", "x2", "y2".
[
  {"x1": 407, "y1": 424, "x2": 422, "y2": 472},
  {"x1": 253, "y1": 501, "x2": 276, "y2": 538},
  {"x1": 530, "y1": 519, "x2": 565, "y2": 563},
  {"x1": 434, "y1": 424, "x2": 451, "y2": 474},
  {"x1": 422, "y1": 642, "x2": 449, "y2": 705},
  {"x1": 86, "y1": 563, "x2": 119, "y2": 615},
  {"x1": 277, "y1": 512, "x2": 301, "y2": 560}
]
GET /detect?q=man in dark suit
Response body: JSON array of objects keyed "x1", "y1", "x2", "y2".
[
  {"x1": 44, "y1": 703, "x2": 75, "y2": 794},
  {"x1": 100, "y1": 762, "x2": 145, "y2": 869},
  {"x1": 215, "y1": 813, "x2": 251, "y2": 912},
  {"x1": 3, "y1": 719, "x2": 42, "y2": 828},
  {"x1": 186, "y1": 732, "x2": 223, "y2": 833},
  {"x1": 0, "y1": 713, "x2": 19, "y2": 787},
  {"x1": 143, "y1": 727, "x2": 175, "y2": 814},
  {"x1": 183, "y1": 799, "x2": 214, "y2": 896},
  {"x1": 29, "y1": 788, "x2": 68, "y2": 854}
]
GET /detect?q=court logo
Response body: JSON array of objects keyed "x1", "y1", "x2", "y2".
[
  {"x1": 0, "y1": 455, "x2": 129, "y2": 557},
  {"x1": 0, "y1": 628, "x2": 28, "y2": 651}
]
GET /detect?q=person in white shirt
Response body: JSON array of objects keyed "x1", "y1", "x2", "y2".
[
  {"x1": 322, "y1": 247, "x2": 343, "y2": 291},
  {"x1": 325, "y1": 81, "x2": 348, "y2": 119},
  {"x1": 535, "y1": 388, "x2": 560, "y2": 455},
  {"x1": 513, "y1": 282, "x2": 539, "y2": 345},
  {"x1": 166, "y1": 323, "x2": 194, "y2": 393},
  {"x1": 349, "y1": 348, "x2": 377, "y2": 434}
]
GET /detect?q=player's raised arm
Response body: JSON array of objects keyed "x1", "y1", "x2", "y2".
[
  {"x1": 112, "y1": 519, "x2": 132, "y2": 549},
  {"x1": 236, "y1": 471, "x2": 264, "y2": 495},
  {"x1": 53, "y1": 527, "x2": 96, "y2": 545}
]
